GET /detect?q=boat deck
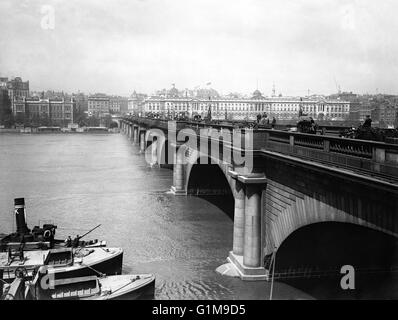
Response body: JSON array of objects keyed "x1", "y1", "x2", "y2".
[{"x1": 0, "y1": 250, "x2": 49, "y2": 268}]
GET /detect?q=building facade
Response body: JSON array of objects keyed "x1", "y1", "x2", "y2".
[
  {"x1": 88, "y1": 94, "x2": 110, "y2": 116},
  {"x1": 7, "y1": 77, "x2": 29, "y2": 108},
  {"x1": 128, "y1": 91, "x2": 147, "y2": 115},
  {"x1": 12, "y1": 96, "x2": 74, "y2": 126},
  {"x1": 0, "y1": 86, "x2": 11, "y2": 125},
  {"x1": 139, "y1": 90, "x2": 350, "y2": 121},
  {"x1": 109, "y1": 96, "x2": 128, "y2": 114},
  {"x1": 371, "y1": 104, "x2": 398, "y2": 127}
]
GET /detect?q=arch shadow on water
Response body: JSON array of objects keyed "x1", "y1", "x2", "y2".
[
  {"x1": 272, "y1": 222, "x2": 398, "y2": 299},
  {"x1": 187, "y1": 161, "x2": 235, "y2": 220}
]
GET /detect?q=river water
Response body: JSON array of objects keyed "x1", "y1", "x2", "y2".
[
  {"x1": 0, "y1": 133, "x2": 314, "y2": 300},
  {"x1": 1, "y1": 133, "x2": 396, "y2": 300}
]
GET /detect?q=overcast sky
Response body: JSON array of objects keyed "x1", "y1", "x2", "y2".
[{"x1": 0, "y1": 0, "x2": 397, "y2": 96}]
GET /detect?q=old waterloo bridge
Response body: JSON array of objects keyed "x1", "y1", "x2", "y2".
[{"x1": 120, "y1": 116, "x2": 398, "y2": 281}]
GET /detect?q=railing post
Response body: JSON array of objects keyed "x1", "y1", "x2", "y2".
[
  {"x1": 374, "y1": 147, "x2": 386, "y2": 162},
  {"x1": 373, "y1": 147, "x2": 386, "y2": 172},
  {"x1": 324, "y1": 139, "x2": 330, "y2": 152},
  {"x1": 289, "y1": 135, "x2": 294, "y2": 146}
]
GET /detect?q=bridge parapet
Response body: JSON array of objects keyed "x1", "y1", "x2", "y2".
[{"x1": 263, "y1": 129, "x2": 398, "y2": 181}]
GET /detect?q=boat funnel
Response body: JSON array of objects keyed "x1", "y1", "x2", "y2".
[{"x1": 14, "y1": 198, "x2": 30, "y2": 235}]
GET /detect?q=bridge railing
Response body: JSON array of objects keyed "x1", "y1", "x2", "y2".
[{"x1": 262, "y1": 129, "x2": 398, "y2": 180}]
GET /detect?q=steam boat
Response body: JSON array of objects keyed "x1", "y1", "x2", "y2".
[
  {"x1": 0, "y1": 198, "x2": 106, "y2": 251},
  {"x1": 0, "y1": 197, "x2": 155, "y2": 300},
  {"x1": 0, "y1": 246, "x2": 123, "y2": 283}
]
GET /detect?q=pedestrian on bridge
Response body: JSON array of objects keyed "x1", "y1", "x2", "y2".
[{"x1": 271, "y1": 117, "x2": 276, "y2": 129}]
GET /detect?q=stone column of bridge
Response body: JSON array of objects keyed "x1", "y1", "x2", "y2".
[
  {"x1": 225, "y1": 171, "x2": 268, "y2": 280},
  {"x1": 232, "y1": 178, "x2": 245, "y2": 256},
  {"x1": 134, "y1": 126, "x2": 139, "y2": 144},
  {"x1": 130, "y1": 124, "x2": 135, "y2": 142},
  {"x1": 139, "y1": 129, "x2": 146, "y2": 153},
  {"x1": 150, "y1": 137, "x2": 158, "y2": 165},
  {"x1": 156, "y1": 134, "x2": 165, "y2": 167},
  {"x1": 243, "y1": 183, "x2": 263, "y2": 267},
  {"x1": 131, "y1": 125, "x2": 136, "y2": 143},
  {"x1": 129, "y1": 124, "x2": 134, "y2": 141},
  {"x1": 171, "y1": 143, "x2": 186, "y2": 195}
]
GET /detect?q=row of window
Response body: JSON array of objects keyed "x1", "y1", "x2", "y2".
[
  {"x1": 15, "y1": 105, "x2": 71, "y2": 112},
  {"x1": 22, "y1": 111, "x2": 72, "y2": 119},
  {"x1": 146, "y1": 105, "x2": 350, "y2": 114}
]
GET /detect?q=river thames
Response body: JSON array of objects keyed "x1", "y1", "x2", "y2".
[{"x1": 1, "y1": 133, "x2": 397, "y2": 299}]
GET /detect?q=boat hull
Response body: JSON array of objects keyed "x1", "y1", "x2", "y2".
[
  {"x1": 52, "y1": 249, "x2": 123, "y2": 280},
  {"x1": 90, "y1": 274, "x2": 155, "y2": 300},
  {"x1": 1, "y1": 248, "x2": 123, "y2": 283}
]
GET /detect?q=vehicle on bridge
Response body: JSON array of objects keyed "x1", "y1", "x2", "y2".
[
  {"x1": 296, "y1": 116, "x2": 318, "y2": 134},
  {"x1": 339, "y1": 124, "x2": 398, "y2": 142}
]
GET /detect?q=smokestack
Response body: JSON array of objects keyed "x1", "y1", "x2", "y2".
[{"x1": 14, "y1": 198, "x2": 30, "y2": 235}]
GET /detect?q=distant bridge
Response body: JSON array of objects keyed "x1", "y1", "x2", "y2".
[{"x1": 121, "y1": 116, "x2": 398, "y2": 281}]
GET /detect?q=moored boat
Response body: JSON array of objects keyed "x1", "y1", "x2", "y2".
[
  {"x1": 0, "y1": 198, "x2": 106, "y2": 251},
  {"x1": 0, "y1": 246, "x2": 123, "y2": 283},
  {"x1": 30, "y1": 268, "x2": 155, "y2": 300},
  {"x1": 2, "y1": 268, "x2": 155, "y2": 300}
]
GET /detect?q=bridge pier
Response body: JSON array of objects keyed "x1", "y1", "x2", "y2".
[
  {"x1": 171, "y1": 144, "x2": 186, "y2": 195},
  {"x1": 133, "y1": 126, "x2": 139, "y2": 144},
  {"x1": 156, "y1": 134, "x2": 166, "y2": 167},
  {"x1": 232, "y1": 179, "x2": 245, "y2": 256},
  {"x1": 243, "y1": 183, "x2": 263, "y2": 268},
  {"x1": 129, "y1": 124, "x2": 133, "y2": 140},
  {"x1": 128, "y1": 124, "x2": 133, "y2": 140},
  {"x1": 223, "y1": 171, "x2": 268, "y2": 281},
  {"x1": 139, "y1": 129, "x2": 146, "y2": 153},
  {"x1": 152, "y1": 138, "x2": 158, "y2": 165}
]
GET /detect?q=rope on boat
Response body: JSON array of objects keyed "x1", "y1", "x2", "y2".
[{"x1": 79, "y1": 263, "x2": 106, "y2": 277}]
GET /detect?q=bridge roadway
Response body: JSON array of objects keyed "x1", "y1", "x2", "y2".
[{"x1": 120, "y1": 116, "x2": 398, "y2": 281}]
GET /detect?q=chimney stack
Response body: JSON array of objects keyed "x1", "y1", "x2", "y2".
[{"x1": 14, "y1": 198, "x2": 30, "y2": 235}]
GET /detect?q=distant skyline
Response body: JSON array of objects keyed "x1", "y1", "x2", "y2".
[{"x1": 1, "y1": 0, "x2": 398, "y2": 96}]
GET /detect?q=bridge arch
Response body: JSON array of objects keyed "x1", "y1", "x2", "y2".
[
  {"x1": 264, "y1": 183, "x2": 398, "y2": 258},
  {"x1": 111, "y1": 117, "x2": 122, "y2": 127},
  {"x1": 186, "y1": 156, "x2": 236, "y2": 219},
  {"x1": 269, "y1": 221, "x2": 398, "y2": 277}
]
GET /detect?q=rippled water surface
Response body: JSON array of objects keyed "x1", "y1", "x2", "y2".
[{"x1": 0, "y1": 133, "x2": 315, "y2": 299}]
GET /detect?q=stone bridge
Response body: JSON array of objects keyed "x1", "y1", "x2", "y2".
[{"x1": 121, "y1": 117, "x2": 398, "y2": 281}]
